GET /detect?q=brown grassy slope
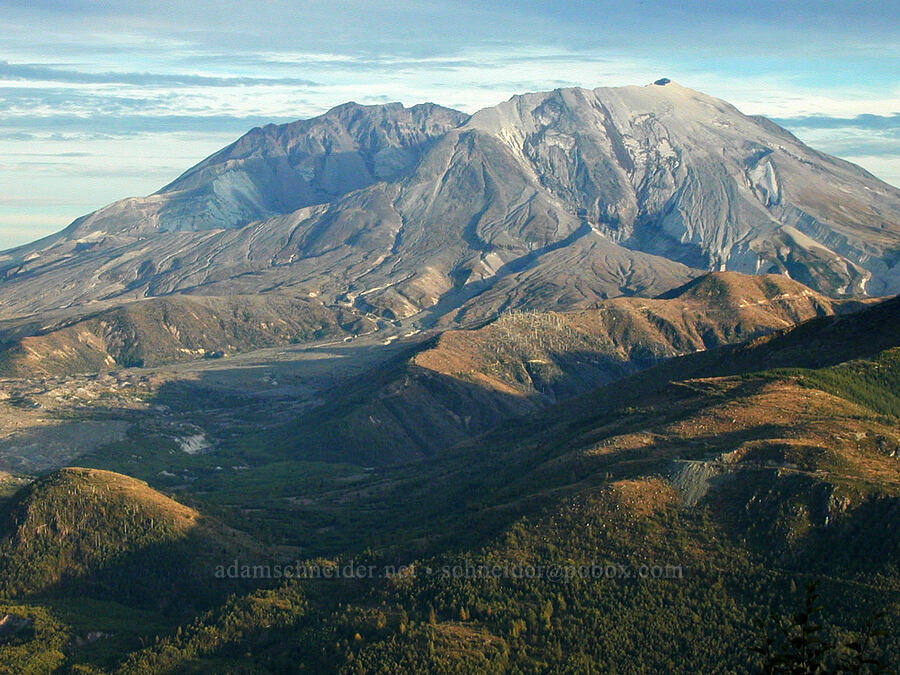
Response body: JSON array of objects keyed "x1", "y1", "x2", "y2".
[
  {"x1": 361, "y1": 292, "x2": 900, "y2": 561},
  {"x1": 414, "y1": 271, "x2": 857, "y2": 401},
  {"x1": 0, "y1": 294, "x2": 374, "y2": 377},
  {"x1": 535, "y1": 375, "x2": 898, "y2": 495},
  {"x1": 495, "y1": 370, "x2": 900, "y2": 593}
]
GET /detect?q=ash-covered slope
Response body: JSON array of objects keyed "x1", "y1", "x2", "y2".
[
  {"x1": 465, "y1": 82, "x2": 900, "y2": 295},
  {"x1": 1, "y1": 81, "x2": 898, "y2": 321},
  {"x1": 69, "y1": 101, "x2": 469, "y2": 238}
]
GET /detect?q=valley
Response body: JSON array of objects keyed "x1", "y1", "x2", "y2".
[
  {"x1": 0, "y1": 328, "x2": 422, "y2": 473},
  {"x1": 0, "y1": 286, "x2": 896, "y2": 673}
]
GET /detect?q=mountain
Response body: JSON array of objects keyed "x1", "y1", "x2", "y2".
[
  {"x1": 2, "y1": 81, "x2": 898, "y2": 322},
  {"x1": 1, "y1": 81, "x2": 899, "y2": 673},
  {"x1": 269, "y1": 272, "x2": 863, "y2": 464},
  {"x1": 80, "y1": 102, "x2": 469, "y2": 238}
]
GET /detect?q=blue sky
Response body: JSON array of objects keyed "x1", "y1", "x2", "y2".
[{"x1": 1, "y1": 0, "x2": 898, "y2": 249}]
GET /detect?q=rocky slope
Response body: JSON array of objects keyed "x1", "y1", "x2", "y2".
[{"x1": 1, "y1": 81, "x2": 897, "y2": 321}]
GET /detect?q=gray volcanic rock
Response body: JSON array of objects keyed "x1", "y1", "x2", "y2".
[
  {"x1": 64, "y1": 101, "x2": 469, "y2": 238},
  {"x1": 1, "y1": 82, "x2": 898, "y2": 322},
  {"x1": 465, "y1": 83, "x2": 900, "y2": 295}
]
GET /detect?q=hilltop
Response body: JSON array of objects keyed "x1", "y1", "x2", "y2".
[{"x1": 0, "y1": 468, "x2": 264, "y2": 608}]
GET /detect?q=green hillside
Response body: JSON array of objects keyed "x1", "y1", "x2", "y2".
[{"x1": 0, "y1": 468, "x2": 265, "y2": 609}]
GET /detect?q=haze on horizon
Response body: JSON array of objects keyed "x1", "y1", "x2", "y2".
[{"x1": 1, "y1": 0, "x2": 898, "y2": 250}]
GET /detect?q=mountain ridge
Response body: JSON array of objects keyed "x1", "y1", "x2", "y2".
[
  {"x1": 1, "y1": 81, "x2": 898, "y2": 324},
  {"x1": 267, "y1": 272, "x2": 866, "y2": 464},
  {"x1": 0, "y1": 294, "x2": 373, "y2": 377}
]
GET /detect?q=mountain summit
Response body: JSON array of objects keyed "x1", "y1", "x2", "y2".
[{"x1": 1, "y1": 82, "x2": 898, "y2": 321}]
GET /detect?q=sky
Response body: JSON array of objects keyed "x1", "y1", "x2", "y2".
[{"x1": 1, "y1": 0, "x2": 898, "y2": 250}]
